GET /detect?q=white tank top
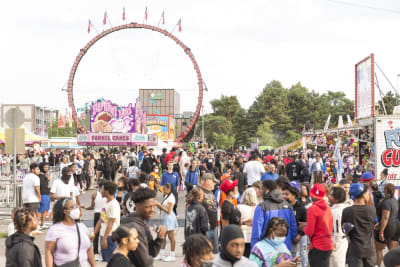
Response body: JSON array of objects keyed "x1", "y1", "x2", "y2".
[{"x1": 94, "y1": 191, "x2": 107, "y2": 213}]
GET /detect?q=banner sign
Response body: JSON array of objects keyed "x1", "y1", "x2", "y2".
[
  {"x1": 355, "y1": 54, "x2": 374, "y2": 119},
  {"x1": 375, "y1": 117, "x2": 400, "y2": 195},
  {"x1": 147, "y1": 115, "x2": 169, "y2": 140},
  {"x1": 77, "y1": 133, "x2": 157, "y2": 146},
  {"x1": 90, "y1": 99, "x2": 135, "y2": 133}
]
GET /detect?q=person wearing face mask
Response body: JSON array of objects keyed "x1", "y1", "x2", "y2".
[
  {"x1": 182, "y1": 234, "x2": 214, "y2": 267},
  {"x1": 213, "y1": 224, "x2": 258, "y2": 267},
  {"x1": 250, "y1": 217, "x2": 299, "y2": 267},
  {"x1": 149, "y1": 165, "x2": 161, "y2": 192},
  {"x1": 50, "y1": 167, "x2": 73, "y2": 201},
  {"x1": 107, "y1": 226, "x2": 140, "y2": 267},
  {"x1": 45, "y1": 198, "x2": 95, "y2": 267}
]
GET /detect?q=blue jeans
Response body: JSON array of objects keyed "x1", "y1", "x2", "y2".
[
  {"x1": 207, "y1": 228, "x2": 219, "y2": 253},
  {"x1": 101, "y1": 236, "x2": 117, "y2": 262},
  {"x1": 291, "y1": 235, "x2": 309, "y2": 267}
]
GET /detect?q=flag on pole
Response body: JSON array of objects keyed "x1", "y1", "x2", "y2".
[
  {"x1": 103, "y1": 12, "x2": 107, "y2": 25},
  {"x1": 178, "y1": 18, "x2": 182, "y2": 32},
  {"x1": 323, "y1": 114, "x2": 331, "y2": 131},
  {"x1": 88, "y1": 20, "x2": 92, "y2": 33},
  {"x1": 162, "y1": 10, "x2": 165, "y2": 24},
  {"x1": 145, "y1": 7, "x2": 148, "y2": 20},
  {"x1": 123, "y1": 7, "x2": 126, "y2": 21}
]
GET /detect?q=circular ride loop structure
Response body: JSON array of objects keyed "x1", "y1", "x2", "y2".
[{"x1": 67, "y1": 22, "x2": 204, "y2": 143}]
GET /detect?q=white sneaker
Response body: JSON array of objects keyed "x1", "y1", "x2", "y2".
[
  {"x1": 163, "y1": 256, "x2": 176, "y2": 262},
  {"x1": 154, "y1": 254, "x2": 165, "y2": 261},
  {"x1": 94, "y1": 254, "x2": 102, "y2": 261}
]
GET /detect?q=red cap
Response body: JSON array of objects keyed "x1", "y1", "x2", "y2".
[
  {"x1": 220, "y1": 179, "x2": 238, "y2": 193},
  {"x1": 310, "y1": 183, "x2": 325, "y2": 200}
]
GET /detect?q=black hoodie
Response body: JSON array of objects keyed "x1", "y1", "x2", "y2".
[{"x1": 5, "y1": 232, "x2": 42, "y2": 267}]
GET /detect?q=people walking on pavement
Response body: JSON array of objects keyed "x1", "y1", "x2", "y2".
[
  {"x1": 22, "y1": 163, "x2": 41, "y2": 213},
  {"x1": 374, "y1": 183, "x2": 400, "y2": 266},
  {"x1": 155, "y1": 183, "x2": 179, "y2": 262},
  {"x1": 213, "y1": 224, "x2": 258, "y2": 267},
  {"x1": 5, "y1": 208, "x2": 42, "y2": 267},
  {"x1": 121, "y1": 187, "x2": 167, "y2": 267},
  {"x1": 93, "y1": 180, "x2": 120, "y2": 262},
  {"x1": 37, "y1": 162, "x2": 51, "y2": 230},
  {"x1": 342, "y1": 183, "x2": 376, "y2": 267},
  {"x1": 250, "y1": 217, "x2": 299, "y2": 267},
  {"x1": 182, "y1": 234, "x2": 214, "y2": 267},
  {"x1": 328, "y1": 186, "x2": 349, "y2": 267},
  {"x1": 106, "y1": 226, "x2": 140, "y2": 267},
  {"x1": 237, "y1": 187, "x2": 257, "y2": 257},
  {"x1": 299, "y1": 183, "x2": 333, "y2": 267},
  {"x1": 45, "y1": 198, "x2": 95, "y2": 267},
  {"x1": 160, "y1": 161, "x2": 180, "y2": 215},
  {"x1": 184, "y1": 187, "x2": 209, "y2": 239}
]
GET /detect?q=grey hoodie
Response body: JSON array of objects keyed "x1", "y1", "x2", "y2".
[
  {"x1": 212, "y1": 254, "x2": 258, "y2": 267},
  {"x1": 121, "y1": 212, "x2": 163, "y2": 267}
]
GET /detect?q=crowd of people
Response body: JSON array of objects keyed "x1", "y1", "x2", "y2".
[{"x1": 4, "y1": 146, "x2": 400, "y2": 267}]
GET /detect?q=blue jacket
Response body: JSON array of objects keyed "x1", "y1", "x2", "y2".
[
  {"x1": 185, "y1": 168, "x2": 200, "y2": 187},
  {"x1": 161, "y1": 171, "x2": 180, "y2": 191},
  {"x1": 251, "y1": 189, "x2": 298, "y2": 250},
  {"x1": 310, "y1": 161, "x2": 326, "y2": 173},
  {"x1": 261, "y1": 172, "x2": 279, "y2": 181}
]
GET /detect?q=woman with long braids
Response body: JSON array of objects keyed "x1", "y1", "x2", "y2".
[
  {"x1": 45, "y1": 198, "x2": 96, "y2": 267},
  {"x1": 154, "y1": 183, "x2": 179, "y2": 262},
  {"x1": 5, "y1": 208, "x2": 42, "y2": 267},
  {"x1": 184, "y1": 187, "x2": 209, "y2": 239},
  {"x1": 375, "y1": 183, "x2": 400, "y2": 266}
]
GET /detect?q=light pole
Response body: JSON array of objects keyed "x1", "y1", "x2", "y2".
[{"x1": 201, "y1": 105, "x2": 205, "y2": 144}]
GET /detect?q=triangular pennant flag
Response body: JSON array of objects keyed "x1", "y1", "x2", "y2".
[
  {"x1": 88, "y1": 20, "x2": 92, "y2": 33},
  {"x1": 123, "y1": 7, "x2": 126, "y2": 21},
  {"x1": 162, "y1": 10, "x2": 165, "y2": 24},
  {"x1": 145, "y1": 7, "x2": 148, "y2": 21},
  {"x1": 178, "y1": 19, "x2": 182, "y2": 32},
  {"x1": 103, "y1": 12, "x2": 107, "y2": 25}
]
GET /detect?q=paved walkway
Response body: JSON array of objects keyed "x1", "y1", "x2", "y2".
[{"x1": 0, "y1": 189, "x2": 188, "y2": 267}]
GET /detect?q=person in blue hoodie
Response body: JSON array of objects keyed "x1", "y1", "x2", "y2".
[
  {"x1": 185, "y1": 159, "x2": 200, "y2": 193},
  {"x1": 251, "y1": 180, "x2": 297, "y2": 250}
]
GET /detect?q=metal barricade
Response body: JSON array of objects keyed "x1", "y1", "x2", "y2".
[{"x1": 0, "y1": 173, "x2": 24, "y2": 208}]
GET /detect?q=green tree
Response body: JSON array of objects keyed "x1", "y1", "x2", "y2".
[
  {"x1": 252, "y1": 121, "x2": 277, "y2": 148},
  {"x1": 213, "y1": 132, "x2": 235, "y2": 150},
  {"x1": 48, "y1": 119, "x2": 77, "y2": 138},
  {"x1": 210, "y1": 95, "x2": 242, "y2": 123},
  {"x1": 195, "y1": 115, "x2": 232, "y2": 145},
  {"x1": 377, "y1": 91, "x2": 399, "y2": 115}
]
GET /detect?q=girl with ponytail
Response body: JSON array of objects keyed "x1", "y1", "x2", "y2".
[
  {"x1": 154, "y1": 183, "x2": 179, "y2": 262},
  {"x1": 107, "y1": 226, "x2": 139, "y2": 267},
  {"x1": 184, "y1": 187, "x2": 209, "y2": 239}
]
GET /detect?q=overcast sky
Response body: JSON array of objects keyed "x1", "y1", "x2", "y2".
[{"x1": 1, "y1": 0, "x2": 400, "y2": 115}]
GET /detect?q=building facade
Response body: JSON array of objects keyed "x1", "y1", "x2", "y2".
[
  {"x1": 139, "y1": 89, "x2": 180, "y2": 116},
  {"x1": 1, "y1": 104, "x2": 58, "y2": 135}
]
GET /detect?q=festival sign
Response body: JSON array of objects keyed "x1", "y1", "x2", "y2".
[
  {"x1": 134, "y1": 99, "x2": 147, "y2": 134},
  {"x1": 147, "y1": 115, "x2": 169, "y2": 140},
  {"x1": 77, "y1": 133, "x2": 157, "y2": 146},
  {"x1": 90, "y1": 99, "x2": 135, "y2": 133},
  {"x1": 169, "y1": 116, "x2": 176, "y2": 140},
  {"x1": 376, "y1": 116, "x2": 400, "y2": 193},
  {"x1": 355, "y1": 54, "x2": 374, "y2": 119}
]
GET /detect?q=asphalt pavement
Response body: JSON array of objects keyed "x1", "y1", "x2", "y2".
[{"x1": 0, "y1": 188, "x2": 188, "y2": 267}]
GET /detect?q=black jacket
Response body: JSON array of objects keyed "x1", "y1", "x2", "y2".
[
  {"x1": 185, "y1": 200, "x2": 209, "y2": 239},
  {"x1": 5, "y1": 232, "x2": 42, "y2": 267},
  {"x1": 121, "y1": 213, "x2": 163, "y2": 267},
  {"x1": 293, "y1": 200, "x2": 307, "y2": 235}
]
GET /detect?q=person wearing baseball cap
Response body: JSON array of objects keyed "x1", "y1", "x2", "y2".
[
  {"x1": 220, "y1": 179, "x2": 241, "y2": 228},
  {"x1": 251, "y1": 180, "x2": 297, "y2": 251},
  {"x1": 360, "y1": 171, "x2": 376, "y2": 207},
  {"x1": 342, "y1": 183, "x2": 376, "y2": 266},
  {"x1": 299, "y1": 183, "x2": 333, "y2": 267}
]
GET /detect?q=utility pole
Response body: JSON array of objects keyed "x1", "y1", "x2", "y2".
[{"x1": 201, "y1": 105, "x2": 205, "y2": 144}]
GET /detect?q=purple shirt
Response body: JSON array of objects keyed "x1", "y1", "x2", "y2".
[{"x1": 45, "y1": 222, "x2": 91, "y2": 267}]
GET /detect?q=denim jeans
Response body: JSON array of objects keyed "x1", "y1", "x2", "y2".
[
  {"x1": 100, "y1": 236, "x2": 117, "y2": 262},
  {"x1": 207, "y1": 228, "x2": 219, "y2": 253},
  {"x1": 291, "y1": 235, "x2": 309, "y2": 267}
]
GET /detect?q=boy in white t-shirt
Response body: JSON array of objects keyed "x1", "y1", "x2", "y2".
[
  {"x1": 22, "y1": 163, "x2": 41, "y2": 212},
  {"x1": 94, "y1": 180, "x2": 120, "y2": 262}
]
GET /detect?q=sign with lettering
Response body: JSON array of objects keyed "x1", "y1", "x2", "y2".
[
  {"x1": 375, "y1": 117, "x2": 400, "y2": 194},
  {"x1": 90, "y1": 99, "x2": 135, "y2": 133},
  {"x1": 77, "y1": 133, "x2": 157, "y2": 146}
]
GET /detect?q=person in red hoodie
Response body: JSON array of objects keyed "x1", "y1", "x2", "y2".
[
  {"x1": 299, "y1": 183, "x2": 333, "y2": 267},
  {"x1": 164, "y1": 147, "x2": 177, "y2": 166}
]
